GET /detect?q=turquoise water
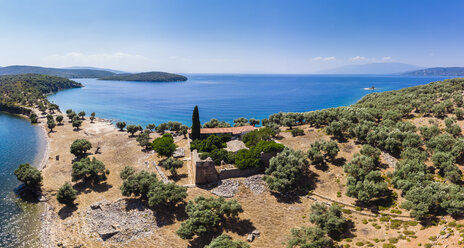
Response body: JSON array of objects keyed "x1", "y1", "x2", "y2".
[
  {"x1": 49, "y1": 74, "x2": 452, "y2": 127},
  {"x1": 0, "y1": 113, "x2": 45, "y2": 247}
]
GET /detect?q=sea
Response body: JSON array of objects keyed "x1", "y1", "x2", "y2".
[{"x1": 0, "y1": 74, "x2": 453, "y2": 247}]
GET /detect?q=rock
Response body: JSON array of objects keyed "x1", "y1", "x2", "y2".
[
  {"x1": 243, "y1": 175, "x2": 266, "y2": 194},
  {"x1": 85, "y1": 199, "x2": 157, "y2": 243},
  {"x1": 252, "y1": 230, "x2": 260, "y2": 237},
  {"x1": 173, "y1": 148, "x2": 185, "y2": 158},
  {"x1": 247, "y1": 233, "x2": 254, "y2": 242},
  {"x1": 211, "y1": 179, "x2": 239, "y2": 198},
  {"x1": 381, "y1": 152, "x2": 398, "y2": 168}
]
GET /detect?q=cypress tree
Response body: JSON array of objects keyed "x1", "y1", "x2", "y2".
[{"x1": 191, "y1": 105, "x2": 201, "y2": 140}]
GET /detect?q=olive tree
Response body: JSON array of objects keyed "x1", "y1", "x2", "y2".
[
  {"x1": 70, "y1": 139, "x2": 92, "y2": 157},
  {"x1": 264, "y1": 147, "x2": 306, "y2": 193},
  {"x1": 57, "y1": 182, "x2": 77, "y2": 205},
  {"x1": 14, "y1": 163, "x2": 42, "y2": 188}
]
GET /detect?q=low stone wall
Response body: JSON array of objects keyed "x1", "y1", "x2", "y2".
[{"x1": 218, "y1": 167, "x2": 263, "y2": 180}]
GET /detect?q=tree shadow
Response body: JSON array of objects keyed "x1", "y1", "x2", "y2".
[
  {"x1": 331, "y1": 157, "x2": 347, "y2": 167},
  {"x1": 331, "y1": 219, "x2": 356, "y2": 241},
  {"x1": 73, "y1": 181, "x2": 112, "y2": 194},
  {"x1": 168, "y1": 173, "x2": 188, "y2": 182},
  {"x1": 58, "y1": 204, "x2": 78, "y2": 219},
  {"x1": 223, "y1": 218, "x2": 256, "y2": 236},
  {"x1": 153, "y1": 202, "x2": 188, "y2": 227},
  {"x1": 14, "y1": 184, "x2": 41, "y2": 203},
  {"x1": 271, "y1": 171, "x2": 319, "y2": 204}
]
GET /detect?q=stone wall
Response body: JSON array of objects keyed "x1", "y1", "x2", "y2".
[
  {"x1": 192, "y1": 150, "x2": 278, "y2": 185},
  {"x1": 192, "y1": 150, "x2": 219, "y2": 184},
  {"x1": 218, "y1": 167, "x2": 263, "y2": 180}
]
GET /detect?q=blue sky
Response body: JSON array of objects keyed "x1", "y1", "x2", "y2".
[{"x1": 0, "y1": 0, "x2": 463, "y2": 73}]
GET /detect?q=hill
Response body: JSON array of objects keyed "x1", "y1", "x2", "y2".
[
  {"x1": 99, "y1": 71, "x2": 188, "y2": 82},
  {"x1": 318, "y1": 62, "x2": 423, "y2": 74},
  {"x1": 402, "y1": 67, "x2": 464, "y2": 76},
  {"x1": 0, "y1": 65, "x2": 115, "y2": 78},
  {"x1": 62, "y1": 66, "x2": 127, "y2": 74}
]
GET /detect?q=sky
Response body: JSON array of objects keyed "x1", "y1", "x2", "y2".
[{"x1": 0, "y1": 0, "x2": 463, "y2": 73}]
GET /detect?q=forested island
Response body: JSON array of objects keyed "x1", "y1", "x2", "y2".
[
  {"x1": 0, "y1": 65, "x2": 115, "y2": 78},
  {"x1": 99, "y1": 71, "x2": 188, "y2": 82},
  {"x1": 402, "y1": 67, "x2": 464, "y2": 76}
]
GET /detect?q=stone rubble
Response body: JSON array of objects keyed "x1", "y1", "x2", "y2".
[
  {"x1": 211, "y1": 179, "x2": 239, "y2": 198},
  {"x1": 84, "y1": 199, "x2": 157, "y2": 243},
  {"x1": 381, "y1": 152, "x2": 398, "y2": 168},
  {"x1": 243, "y1": 175, "x2": 266, "y2": 194},
  {"x1": 173, "y1": 148, "x2": 185, "y2": 158}
]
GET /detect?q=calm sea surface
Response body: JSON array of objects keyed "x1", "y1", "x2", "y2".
[
  {"x1": 0, "y1": 113, "x2": 45, "y2": 247},
  {"x1": 0, "y1": 74, "x2": 454, "y2": 247},
  {"x1": 49, "y1": 74, "x2": 452, "y2": 126}
]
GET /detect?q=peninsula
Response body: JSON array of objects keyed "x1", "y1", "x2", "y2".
[
  {"x1": 4, "y1": 74, "x2": 464, "y2": 247},
  {"x1": 98, "y1": 71, "x2": 188, "y2": 82}
]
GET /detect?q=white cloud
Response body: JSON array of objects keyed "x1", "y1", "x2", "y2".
[
  {"x1": 312, "y1": 56, "x2": 336, "y2": 61},
  {"x1": 381, "y1": 56, "x2": 393, "y2": 62},
  {"x1": 349, "y1": 56, "x2": 368, "y2": 61}
]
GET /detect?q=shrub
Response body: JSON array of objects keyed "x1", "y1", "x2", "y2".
[
  {"x1": 120, "y1": 166, "x2": 135, "y2": 180},
  {"x1": 205, "y1": 234, "x2": 249, "y2": 248},
  {"x1": 152, "y1": 133, "x2": 177, "y2": 157},
  {"x1": 177, "y1": 196, "x2": 243, "y2": 239},
  {"x1": 309, "y1": 202, "x2": 348, "y2": 238},
  {"x1": 287, "y1": 226, "x2": 333, "y2": 248},
  {"x1": 242, "y1": 127, "x2": 276, "y2": 147},
  {"x1": 291, "y1": 128, "x2": 304, "y2": 137},
  {"x1": 56, "y1": 182, "x2": 77, "y2": 205},
  {"x1": 161, "y1": 157, "x2": 184, "y2": 176},
  {"x1": 264, "y1": 147, "x2": 306, "y2": 192}
]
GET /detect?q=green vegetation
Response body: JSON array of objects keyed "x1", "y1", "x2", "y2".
[
  {"x1": 264, "y1": 147, "x2": 306, "y2": 192},
  {"x1": 177, "y1": 196, "x2": 243, "y2": 240},
  {"x1": 120, "y1": 168, "x2": 187, "y2": 208},
  {"x1": 235, "y1": 140, "x2": 284, "y2": 170},
  {"x1": 309, "y1": 203, "x2": 348, "y2": 238},
  {"x1": 160, "y1": 157, "x2": 183, "y2": 176},
  {"x1": 191, "y1": 105, "x2": 201, "y2": 140},
  {"x1": 99, "y1": 71, "x2": 187, "y2": 82},
  {"x1": 70, "y1": 139, "x2": 92, "y2": 157},
  {"x1": 205, "y1": 234, "x2": 249, "y2": 248},
  {"x1": 0, "y1": 74, "x2": 81, "y2": 115},
  {"x1": 190, "y1": 134, "x2": 231, "y2": 152},
  {"x1": 116, "y1": 121, "x2": 126, "y2": 131},
  {"x1": 126, "y1": 124, "x2": 142, "y2": 136},
  {"x1": 56, "y1": 183, "x2": 77, "y2": 205},
  {"x1": 71, "y1": 157, "x2": 109, "y2": 184},
  {"x1": 307, "y1": 140, "x2": 339, "y2": 165},
  {"x1": 152, "y1": 133, "x2": 177, "y2": 157},
  {"x1": 242, "y1": 127, "x2": 277, "y2": 147},
  {"x1": 287, "y1": 226, "x2": 334, "y2": 248},
  {"x1": 0, "y1": 65, "x2": 115, "y2": 78},
  {"x1": 14, "y1": 163, "x2": 42, "y2": 188}
]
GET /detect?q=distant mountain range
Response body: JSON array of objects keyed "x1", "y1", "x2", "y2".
[
  {"x1": 401, "y1": 67, "x2": 464, "y2": 76},
  {"x1": 61, "y1": 66, "x2": 127, "y2": 74},
  {"x1": 318, "y1": 62, "x2": 424, "y2": 74},
  {"x1": 0, "y1": 65, "x2": 115, "y2": 78},
  {"x1": 99, "y1": 71, "x2": 188, "y2": 82}
]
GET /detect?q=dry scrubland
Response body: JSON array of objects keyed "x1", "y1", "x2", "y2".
[{"x1": 36, "y1": 109, "x2": 464, "y2": 248}]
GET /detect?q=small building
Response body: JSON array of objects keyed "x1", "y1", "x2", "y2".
[{"x1": 189, "y1": 125, "x2": 255, "y2": 139}]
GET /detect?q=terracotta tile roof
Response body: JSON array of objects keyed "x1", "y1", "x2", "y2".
[{"x1": 188, "y1": 125, "x2": 255, "y2": 135}]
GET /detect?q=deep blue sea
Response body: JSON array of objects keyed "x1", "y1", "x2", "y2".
[
  {"x1": 49, "y1": 74, "x2": 452, "y2": 127},
  {"x1": 0, "y1": 113, "x2": 45, "y2": 247}
]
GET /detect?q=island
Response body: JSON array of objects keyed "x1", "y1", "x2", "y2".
[
  {"x1": 0, "y1": 65, "x2": 116, "y2": 78},
  {"x1": 98, "y1": 71, "x2": 188, "y2": 82},
  {"x1": 402, "y1": 67, "x2": 464, "y2": 76}
]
